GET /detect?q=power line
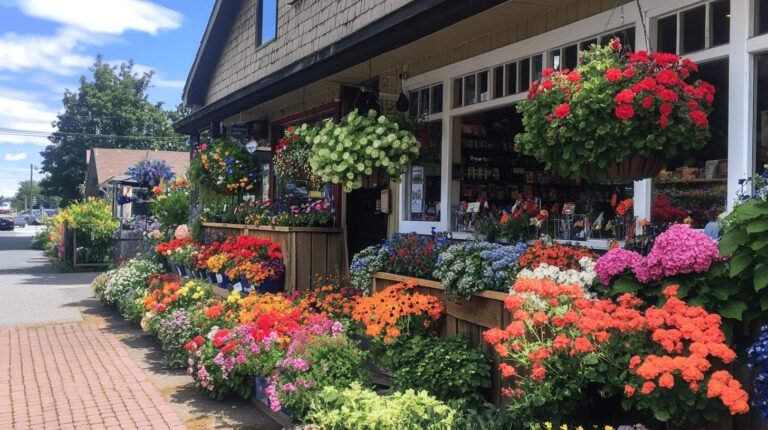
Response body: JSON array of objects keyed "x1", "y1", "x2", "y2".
[{"x1": 0, "y1": 127, "x2": 187, "y2": 140}]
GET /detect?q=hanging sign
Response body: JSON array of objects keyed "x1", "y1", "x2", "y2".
[{"x1": 229, "y1": 123, "x2": 249, "y2": 139}]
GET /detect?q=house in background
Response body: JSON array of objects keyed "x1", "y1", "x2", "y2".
[{"x1": 85, "y1": 148, "x2": 190, "y2": 199}]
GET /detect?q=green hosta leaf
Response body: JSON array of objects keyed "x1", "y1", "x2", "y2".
[
  {"x1": 718, "y1": 300, "x2": 747, "y2": 321},
  {"x1": 729, "y1": 251, "x2": 754, "y2": 277},
  {"x1": 719, "y1": 229, "x2": 748, "y2": 256},
  {"x1": 747, "y1": 219, "x2": 768, "y2": 234},
  {"x1": 710, "y1": 284, "x2": 733, "y2": 301},
  {"x1": 752, "y1": 239, "x2": 768, "y2": 252},
  {"x1": 755, "y1": 263, "x2": 768, "y2": 292},
  {"x1": 736, "y1": 200, "x2": 766, "y2": 220}
]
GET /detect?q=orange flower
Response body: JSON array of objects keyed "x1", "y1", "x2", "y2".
[
  {"x1": 641, "y1": 381, "x2": 656, "y2": 394},
  {"x1": 624, "y1": 384, "x2": 636, "y2": 397},
  {"x1": 499, "y1": 363, "x2": 517, "y2": 378},
  {"x1": 658, "y1": 372, "x2": 675, "y2": 389}
]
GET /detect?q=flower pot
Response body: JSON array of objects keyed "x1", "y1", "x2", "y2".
[
  {"x1": 207, "y1": 271, "x2": 217, "y2": 284},
  {"x1": 258, "y1": 275, "x2": 284, "y2": 294},
  {"x1": 177, "y1": 265, "x2": 187, "y2": 277},
  {"x1": 214, "y1": 273, "x2": 230, "y2": 289},
  {"x1": 240, "y1": 276, "x2": 251, "y2": 293},
  {"x1": 252, "y1": 376, "x2": 268, "y2": 400},
  {"x1": 607, "y1": 153, "x2": 666, "y2": 181}
]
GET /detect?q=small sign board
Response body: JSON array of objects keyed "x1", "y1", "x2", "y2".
[{"x1": 229, "y1": 123, "x2": 249, "y2": 139}]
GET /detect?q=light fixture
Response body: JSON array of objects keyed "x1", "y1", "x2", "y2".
[{"x1": 245, "y1": 139, "x2": 258, "y2": 154}]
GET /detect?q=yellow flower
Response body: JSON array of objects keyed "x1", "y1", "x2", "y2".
[
  {"x1": 544, "y1": 424, "x2": 553, "y2": 430},
  {"x1": 227, "y1": 291, "x2": 241, "y2": 303},
  {"x1": 178, "y1": 287, "x2": 189, "y2": 296},
  {"x1": 192, "y1": 292, "x2": 202, "y2": 300}
]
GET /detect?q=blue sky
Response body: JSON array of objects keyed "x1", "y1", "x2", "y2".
[{"x1": 0, "y1": 0, "x2": 212, "y2": 197}]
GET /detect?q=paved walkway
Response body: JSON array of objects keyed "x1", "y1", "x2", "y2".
[
  {"x1": 0, "y1": 323, "x2": 186, "y2": 430},
  {"x1": 0, "y1": 228, "x2": 279, "y2": 430}
]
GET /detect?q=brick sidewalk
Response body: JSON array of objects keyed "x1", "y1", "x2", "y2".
[{"x1": 0, "y1": 323, "x2": 187, "y2": 430}]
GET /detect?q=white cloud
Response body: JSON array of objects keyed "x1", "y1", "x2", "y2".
[
  {"x1": 0, "y1": 27, "x2": 95, "y2": 75},
  {"x1": 17, "y1": 0, "x2": 182, "y2": 35},
  {"x1": 4, "y1": 152, "x2": 27, "y2": 161},
  {"x1": 0, "y1": 87, "x2": 57, "y2": 146},
  {"x1": 105, "y1": 60, "x2": 184, "y2": 89}
]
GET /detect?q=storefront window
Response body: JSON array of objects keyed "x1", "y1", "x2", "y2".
[
  {"x1": 681, "y1": 5, "x2": 706, "y2": 54},
  {"x1": 652, "y1": 59, "x2": 728, "y2": 228},
  {"x1": 757, "y1": 0, "x2": 768, "y2": 36},
  {"x1": 655, "y1": 2, "x2": 729, "y2": 54},
  {"x1": 451, "y1": 107, "x2": 632, "y2": 241},
  {"x1": 405, "y1": 121, "x2": 442, "y2": 221},
  {"x1": 755, "y1": 53, "x2": 768, "y2": 173}
]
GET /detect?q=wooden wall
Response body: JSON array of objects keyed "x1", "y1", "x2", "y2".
[{"x1": 203, "y1": 223, "x2": 345, "y2": 292}]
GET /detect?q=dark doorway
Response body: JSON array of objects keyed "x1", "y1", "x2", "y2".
[{"x1": 346, "y1": 186, "x2": 389, "y2": 258}]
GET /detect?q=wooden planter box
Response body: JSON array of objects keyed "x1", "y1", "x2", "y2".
[
  {"x1": 370, "y1": 272, "x2": 508, "y2": 405},
  {"x1": 202, "y1": 223, "x2": 345, "y2": 292}
]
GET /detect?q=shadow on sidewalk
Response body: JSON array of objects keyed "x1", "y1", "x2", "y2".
[{"x1": 67, "y1": 296, "x2": 280, "y2": 430}]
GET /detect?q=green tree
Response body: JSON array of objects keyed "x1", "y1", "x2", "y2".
[
  {"x1": 12, "y1": 180, "x2": 61, "y2": 210},
  {"x1": 40, "y1": 57, "x2": 187, "y2": 205}
]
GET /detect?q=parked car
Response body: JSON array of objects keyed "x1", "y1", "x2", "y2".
[
  {"x1": 14, "y1": 214, "x2": 27, "y2": 228},
  {"x1": 0, "y1": 217, "x2": 14, "y2": 231}
]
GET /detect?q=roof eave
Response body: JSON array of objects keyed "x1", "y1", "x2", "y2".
[{"x1": 174, "y1": 0, "x2": 505, "y2": 135}]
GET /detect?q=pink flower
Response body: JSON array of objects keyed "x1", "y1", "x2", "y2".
[
  {"x1": 595, "y1": 248, "x2": 646, "y2": 285},
  {"x1": 645, "y1": 224, "x2": 720, "y2": 281}
]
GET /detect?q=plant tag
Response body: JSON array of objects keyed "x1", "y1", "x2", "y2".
[{"x1": 216, "y1": 274, "x2": 223, "y2": 283}]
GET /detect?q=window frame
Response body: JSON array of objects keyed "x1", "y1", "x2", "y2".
[{"x1": 256, "y1": 0, "x2": 278, "y2": 47}]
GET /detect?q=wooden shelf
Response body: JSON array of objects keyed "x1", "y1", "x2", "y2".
[{"x1": 654, "y1": 178, "x2": 726, "y2": 184}]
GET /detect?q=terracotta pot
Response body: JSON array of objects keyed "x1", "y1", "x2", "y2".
[{"x1": 607, "y1": 153, "x2": 666, "y2": 181}]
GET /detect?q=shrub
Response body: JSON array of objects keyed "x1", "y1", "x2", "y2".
[
  {"x1": 305, "y1": 382, "x2": 457, "y2": 430},
  {"x1": 385, "y1": 334, "x2": 491, "y2": 408},
  {"x1": 156, "y1": 309, "x2": 199, "y2": 368},
  {"x1": 101, "y1": 256, "x2": 162, "y2": 310},
  {"x1": 90, "y1": 272, "x2": 111, "y2": 302}
]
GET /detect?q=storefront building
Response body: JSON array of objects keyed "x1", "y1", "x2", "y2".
[{"x1": 176, "y1": 0, "x2": 766, "y2": 255}]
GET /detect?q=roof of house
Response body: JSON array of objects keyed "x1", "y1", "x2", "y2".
[
  {"x1": 88, "y1": 148, "x2": 190, "y2": 186},
  {"x1": 175, "y1": 0, "x2": 504, "y2": 134}
]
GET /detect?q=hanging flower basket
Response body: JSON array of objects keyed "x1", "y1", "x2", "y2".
[
  {"x1": 515, "y1": 39, "x2": 714, "y2": 181},
  {"x1": 307, "y1": 109, "x2": 421, "y2": 192},
  {"x1": 606, "y1": 153, "x2": 666, "y2": 181}
]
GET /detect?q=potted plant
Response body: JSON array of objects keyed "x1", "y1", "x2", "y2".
[
  {"x1": 515, "y1": 39, "x2": 714, "y2": 181},
  {"x1": 189, "y1": 138, "x2": 262, "y2": 195},
  {"x1": 128, "y1": 159, "x2": 175, "y2": 187},
  {"x1": 308, "y1": 109, "x2": 421, "y2": 191}
]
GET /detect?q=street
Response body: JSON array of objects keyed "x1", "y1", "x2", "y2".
[{"x1": 0, "y1": 227, "x2": 96, "y2": 327}]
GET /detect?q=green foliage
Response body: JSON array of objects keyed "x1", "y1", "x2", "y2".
[
  {"x1": 276, "y1": 335, "x2": 369, "y2": 419},
  {"x1": 308, "y1": 109, "x2": 421, "y2": 192},
  {"x1": 305, "y1": 382, "x2": 457, "y2": 430},
  {"x1": 151, "y1": 187, "x2": 189, "y2": 232},
  {"x1": 514, "y1": 41, "x2": 712, "y2": 180},
  {"x1": 384, "y1": 334, "x2": 491, "y2": 408},
  {"x1": 12, "y1": 180, "x2": 59, "y2": 211},
  {"x1": 90, "y1": 272, "x2": 111, "y2": 301},
  {"x1": 58, "y1": 198, "x2": 119, "y2": 265},
  {"x1": 719, "y1": 198, "x2": 768, "y2": 322},
  {"x1": 39, "y1": 58, "x2": 186, "y2": 205}
]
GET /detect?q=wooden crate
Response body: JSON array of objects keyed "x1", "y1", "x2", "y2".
[
  {"x1": 371, "y1": 272, "x2": 507, "y2": 406},
  {"x1": 202, "y1": 223, "x2": 345, "y2": 292}
]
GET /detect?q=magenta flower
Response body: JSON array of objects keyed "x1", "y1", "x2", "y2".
[
  {"x1": 646, "y1": 224, "x2": 720, "y2": 281},
  {"x1": 595, "y1": 248, "x2": 645, "y2": 285}
]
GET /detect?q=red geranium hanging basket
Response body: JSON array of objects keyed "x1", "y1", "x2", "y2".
[{"x1": 515, "y1": 39, "x2": 714, "y2": 181}]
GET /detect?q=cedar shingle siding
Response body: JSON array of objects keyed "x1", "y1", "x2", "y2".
[{"x1": 205, "y1": 0, "x2": 414, "y2": 104}]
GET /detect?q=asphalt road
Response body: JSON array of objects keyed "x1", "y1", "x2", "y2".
[{"x1": 0, "y1": 226, "x2": 99, "y2": 327}]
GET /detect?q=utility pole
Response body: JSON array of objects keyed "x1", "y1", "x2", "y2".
[{"x1": 29, "y1": 164, "x2": 33, "y2": 210}]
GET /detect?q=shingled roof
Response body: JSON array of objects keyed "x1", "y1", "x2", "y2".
[{"x1": 87, "y1": 148, "x2": 190, "y2": 187}]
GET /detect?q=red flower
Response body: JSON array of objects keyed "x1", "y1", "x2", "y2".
[
  {"x1": 629, "y1": 50, "x2": 650, "y2": 63},
  {"x1": 546, "y1": 114, "x2": 553, "y2": 122},
  {"x1": 193, "y1": 335, "x2": 205, "y2": 344},
  {"x1": 542, "y1": 79, "x2": 554, "y2": 90},
  {"x1": 542, "y1": 68, "x2": 555, "y2": 78},
  {"x1": 610, "y1": 38, "x2": 622, "y2": 52},
  {"x1": 660, "y1": 89, "x2": 679, "y2": 103},
  {"x1": 605, "y1": 68, "x2": 623, "y2": 82},
  {"x1": 634, "y1": 77, "x2": 658, "y2": 92},
  {"x1": 554, "y1": 103, "x2": 571, "y2": 120},
  {"x1": 622, "y1": 67, "x2": 635, "y2": 78},
  {"x1": 690, "y1": 110, "x2": 709, "y2": 127},
  {"x1": 615, "y1": 89, "x2": 636, "y2": 104},
  {"x1": 567, "y1": 71, "x2": 581, "y2": 83},
  {"x1": 641, "y1": 96, "x2": 654, "y2": 109},
  {"x1": 652, "y1": 52, "x2": 680, "y2": 67},
  {"x1": 659, "y1": 115, "x2": 669, "y2": 129},
  {"x1": 614, "y1": 104, "x2": 635, "y2": 121},
  {"x1": 656, "y1": 69, "x2": 679, "y2": 86}
]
